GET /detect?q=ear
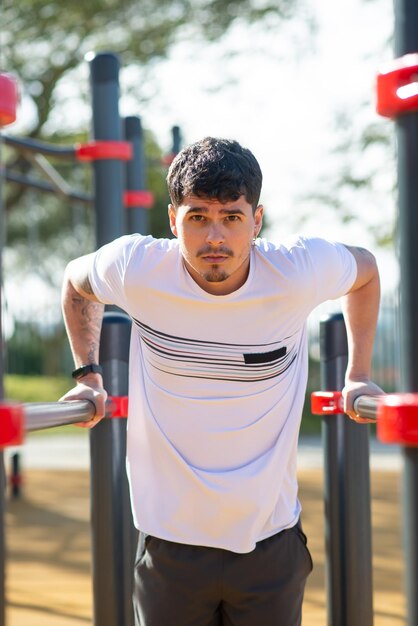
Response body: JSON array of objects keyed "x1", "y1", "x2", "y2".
[
  {"x1": 168, "y1": 204, "x2": 178, "y2": 237},
  {"x1": 254, "y1": 204, "x2": 264, "y2": 237}
]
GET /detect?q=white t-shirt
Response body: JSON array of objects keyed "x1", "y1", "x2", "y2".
[{"x1": 89, "y1": 235, "x2": 356, "y2": 553}]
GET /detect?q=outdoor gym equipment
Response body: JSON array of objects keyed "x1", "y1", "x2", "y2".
[
  {"x1": 376, "y1": 1, "x2": 418, "y2": 624},
  {"x1": 311, "y1": 312, "x2": 418, "y2": 626},
  {"x1": 0, "y1": 51, "x2": 182, "y2": 626},
  {"x1": 312, "y1": 390, "x2": 418, "y2": 444},
  {"x1": 0, "y1": 54, "x2": 138, "y2": 626},
  {"x1": 0, "y1": 70, "x2": 19, "y2": 626},
  {"x1": 310, "y1": 313, "x2": 373, "y2": 626},
  {"x1": 0, "y1": 394, "x2": 129, "y2": 448}
]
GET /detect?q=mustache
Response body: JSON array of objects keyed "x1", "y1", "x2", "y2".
[{"x1": 197, "y1": 246, "x2": 234, "y2": 258}]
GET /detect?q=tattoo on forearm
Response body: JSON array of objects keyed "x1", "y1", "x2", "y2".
[{"x1": 70, "y1": 293, "x2": 104, "y2": 363}]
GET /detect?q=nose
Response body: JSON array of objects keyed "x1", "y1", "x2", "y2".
[{"x1": 206, "y1": 222, "x2": 225, "y2": 245}]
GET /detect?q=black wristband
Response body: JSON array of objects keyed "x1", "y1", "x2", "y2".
[{"x1": 72, "y1": 363, "x2": 103, "y2": 380}]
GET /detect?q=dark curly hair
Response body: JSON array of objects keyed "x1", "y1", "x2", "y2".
[{"x1": 167, "y1": 137, "x2": 262, "y2": 212}]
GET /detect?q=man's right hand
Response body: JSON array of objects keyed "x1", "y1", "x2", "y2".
[{"x1": 59, "y1": 377, "x2": 108, "y2": 428}]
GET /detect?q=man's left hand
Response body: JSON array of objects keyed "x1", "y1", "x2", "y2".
[{"x1": 342, "y1": 378, "x2": 385, "y2": 423}]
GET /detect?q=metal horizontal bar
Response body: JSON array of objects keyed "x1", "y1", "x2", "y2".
[
  {"x1": 24, "y1": 400, "x2": 95, "y2": 432},
  {"x1": 25, "y1": 152, "x2": 72, "y2": 196},
  {"x1": 353, "y1": 395, "x2": 380, "y2": 420},
  {"x1": 5, "y1": 169, "x2": 92, "y2": 204},
  {"x1": 3, "y1": 134, "x2": 76, "y2": 158}
]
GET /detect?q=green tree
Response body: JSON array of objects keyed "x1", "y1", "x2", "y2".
[
  {"x1": 5, "y1": 127, "x2": 171, "y2": 288},
  {"x1": 298, "y1": 108, "x2": 396, "y2": 248},
  {"x1": 3, "y1": 0, "x2": 302, "y2": 271},
  {"x1": 3, "y1": 0, "x2": 299, "y2": 138},
  {"x1": 294, "y1": 9, "x2": 396, "y2": 250}
]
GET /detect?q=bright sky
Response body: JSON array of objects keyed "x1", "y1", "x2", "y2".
[
  {"x1": 122, "y1": 0, "x2": 397, "y2": 288},
  {"x1": 5, "y1": 0, "x2": 398, "y2": 333}
]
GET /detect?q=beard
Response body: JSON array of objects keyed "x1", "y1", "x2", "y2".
[
  {"x1": 196, "y1": 245, "x2": 234, "y2": 283},
  {"x1": 202, "y1": 265, "x2": 230, "y2": 283}
]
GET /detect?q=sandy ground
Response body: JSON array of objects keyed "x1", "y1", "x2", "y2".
[{"x1": 4, "y1": 467, "x2": 405, "y2": 626}]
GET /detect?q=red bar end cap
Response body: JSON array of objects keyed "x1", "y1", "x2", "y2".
[
  {"x1": 377, "y1": 393, "x2": 418, "y2": 445},
  {"x1": 377, "y1": 53, "x2": 418, "y2": 118},
  {"x1": 0, "y1": 403, "x2": 25, "y2": 448},
  {"x1": 311, "y1": 391, "x2": 343, "y2": 415},
  {"x1": 0, "y1": 74, "x2": 19, "y2": 127}
]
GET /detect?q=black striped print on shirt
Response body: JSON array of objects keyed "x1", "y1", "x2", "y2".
[{"x1": 132, "y1": 318, "x2": 297, "y2": 383}]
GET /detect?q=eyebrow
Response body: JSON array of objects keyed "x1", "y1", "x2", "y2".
[{"x1": 185, "y1": 207, "x2": 246, "y2": 216}]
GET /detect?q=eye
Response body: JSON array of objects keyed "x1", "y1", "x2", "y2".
[
  {"x1": 190, "y1": 214, "x2": 206, "y2": 222},
  {"x1": 225, "y1": 215, "x2": 241, "y2": 222}
]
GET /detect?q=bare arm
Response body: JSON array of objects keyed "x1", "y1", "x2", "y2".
[
  {"x1": 341, "y1": 245, "x2": 384, "y2": 421},
  {"x1": 60, "y1": 253, "x2": 107, "y2": 425},
  {"x1": 61, "y1": 253, "x2": 104, "y2": 367}
]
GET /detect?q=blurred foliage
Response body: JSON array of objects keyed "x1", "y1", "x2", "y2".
[
  {"x1": 5, "y1": 127, "x2": 171, "y2": 287},
  {"x1": 3, "y1": 0, "x2": 298, "y2": 136},
  {"x1": 5, "y1": 320, "x2": 73, "y2": 375},
  {"x1": 4, "y1": 373, "x2": 73, "y2": 402},
  {"x1": 3, "y1": 0, "x2": 300, "y2": 277},
  {"x1": 297, "y1": 107, "x2": 396, "y2": 248}
]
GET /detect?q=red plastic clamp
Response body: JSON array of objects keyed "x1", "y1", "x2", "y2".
[
  {"x1": 107, "y1": 395, "x2": 129, "y2": 418},
  {"x1": 0, "y1": 403, "x2": 25, "y2": 448},
  {"x1": 0, "y1": 74, "x2": 19, "y2": 126},
  {"x1": 311, "y1": 391, "x2": 344, "y2": 415},
  {"x1": 75, "y1": 141, "x2": 133, "y2": 162},
  {"x1": 377, "y1": 393, "x2": 418, "y2": 445},
  {"x1": 377, "y1": 53, "x2": 418, "y2": 118},
  {"x1": 124, "y1": 190, "x2": 154, "y2": 209}
]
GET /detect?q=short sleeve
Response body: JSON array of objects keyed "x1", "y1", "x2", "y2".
[
  {"x1": 303, "y1": 238, "x2": 357, "y2": 305},
  {"x1": 89, "y1": 234, "x2": 146, "y2": 307}
]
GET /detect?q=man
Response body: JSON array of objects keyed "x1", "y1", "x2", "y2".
[{"x1": 61, "y1": 137, "x2": 382, "y2": 626}]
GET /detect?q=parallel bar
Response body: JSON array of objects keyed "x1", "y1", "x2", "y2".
[
  {"x1": 353, "y1": 396, "x2": 380, "y2": 420},
  {"x1": 5, "y1": 169, "x2": 92, "y2": 203},
  {"x1": 171, "y1": 125, "x2": 181, "y2": 154},
  {"x1": 90, "y1": 312, "x2": 134, "y2": 626},
  {"x1": 394, "y1": 1, "x2": 418, "y2": 623},
  {"x1": 88, "y1": 53, "x2": 132, "y2": 626},
  {"x1": 24, "y1": 400, "x2": 95, "y2": 431},
  {"x1": 89, "y1": 53, "x2": 125, "y2": 245},
  {"x1": 0, "y1": 124, "x2": 6, "y2": 626},
  {"x1": 0, "y1": 457, "x2": 4, "y2": 626},
  {"x1": 25, "y1": 152, "x2": 72, "y2": 196},
  {"x1": 3, "y1": 134, "x2": 76, "y2": 158},
  {"x1": 320, "y1": 313, "x2": 348, "y2": 626},
  {"x1": 124, "y1": 116, "x2": 148, "y2": 234},
  {"x1": 319, "y1": 313, "x2": 374, "y2": 626}
]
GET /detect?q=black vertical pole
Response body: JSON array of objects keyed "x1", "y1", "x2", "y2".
[
  {"x1": 89, "y1": 52, "x2": 125, "y2": 244},
  {"x1": 320, "y1": 313, "x2": 373, "y2": 626},
  {"x1": 0, "y1": 127, "x2": 6, "y2": 626},
  {"x1": 320, "y1": 314, "x2": 347, "y2": 626},
  {"x1": 171, "y1": 125, "x2": 181, "y2": 155},
  {"x1": 394, "y1": 2, "x2": 418, "y2": 624},
  {"x1": 98, "y1": 313, "x2": 136, "y2": 626},
  {"x1": 88, "y1": 52, "x2": 134, "y2": 626},
  {"x1": 124, "y1": 116, "x2": 148, "y2": 235}
]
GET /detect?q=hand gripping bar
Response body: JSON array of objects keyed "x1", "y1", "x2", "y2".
[
  {"x1": 0, "y1": 396, "x2": 128, "y2": 448},
  {"x1": 311, "y1": 391, "x2": 418, "y2": 445}
]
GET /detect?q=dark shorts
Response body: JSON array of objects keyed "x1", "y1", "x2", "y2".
[{"x1": 133, "y1": 521, "x2": 313, "y2": 626}]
